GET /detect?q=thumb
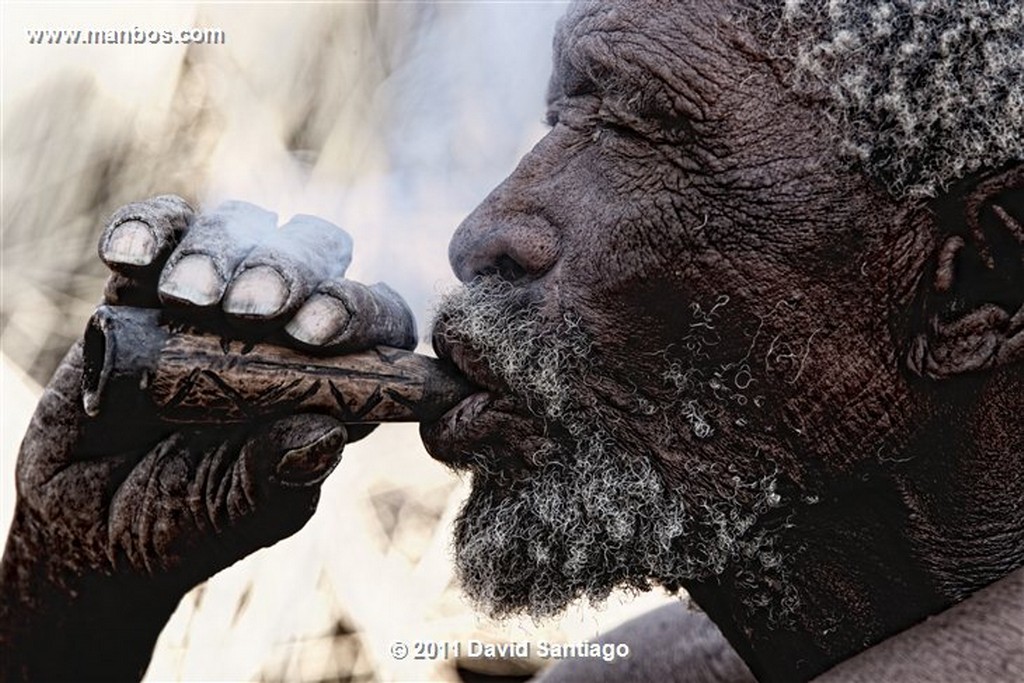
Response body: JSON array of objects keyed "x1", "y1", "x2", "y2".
[
  {"x1": 224, "y1": 414, "x2": 347, "y2": 555},
  {"x1": 262, "y1": 414, "x2": 348, "y2": 487}
]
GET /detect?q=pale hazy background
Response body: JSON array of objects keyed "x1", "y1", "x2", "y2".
[{"x1": 1, "y1": 2, "x2": 678, "y2": 681}]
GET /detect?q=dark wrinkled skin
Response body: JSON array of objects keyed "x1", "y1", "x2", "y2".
[
  {"x1": 428, "y1": 1, "x2": 1022, "y2": 681},
  {"x1": 2, "y1": 0, "x2": 1022, "y2": 681},
  {"x1": 0, "y1": 198, "x2": 415, "y2": 681}
]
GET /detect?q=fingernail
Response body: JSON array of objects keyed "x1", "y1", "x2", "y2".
[
  {"x1": 104, "y1": 220, "x2": 156, "y2": 266},
  {"x1": 285, "y1": 295, "x2": 350, "y2": 346},
  {"x1": 274, "y1": 426, "x2": 345, "y2": 487},
  {"x1": 159, "y1": 254, "x2": 224, "y2": 306},
  {"x1": 223, "y1": 266, "x2": 289, "y2": 317}
]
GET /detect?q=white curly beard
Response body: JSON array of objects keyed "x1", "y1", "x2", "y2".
[{"x1": 433, "y1": 280, "x2": 788, "y2": 619}]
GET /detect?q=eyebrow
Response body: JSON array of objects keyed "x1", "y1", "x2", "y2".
[
  {"x1": 546, "y1": 16, "x2": 573, "y2": 107},
  {"x1": 546, "y1": 7, "x2": 718, "y2": 127},
  {"x1": 547, "y1": 31, "x2": 623, "y2": 110}
]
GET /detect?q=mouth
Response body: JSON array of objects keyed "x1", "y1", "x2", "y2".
[{"x1": 421, "y1": 321, "x2": 537, "y2": 470}]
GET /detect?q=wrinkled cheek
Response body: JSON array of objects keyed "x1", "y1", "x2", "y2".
[{"x1": 567, "y1": 275, "x2": 743, "y2": 380}]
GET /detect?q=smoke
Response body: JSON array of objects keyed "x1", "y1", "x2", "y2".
[
  {"x1": 2, "y1": 4, "x2": 574, "y2": 680},
  {"x1": 2, "y1": 2, "x2": 568, "y2": 383},
  {"x1": 188, "y1": 2, "x2": 569, "y2": 343}
]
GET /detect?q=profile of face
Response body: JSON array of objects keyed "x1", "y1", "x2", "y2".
[{"x1": 420, "y1": 0, "x2": 1023, "y2": 639}]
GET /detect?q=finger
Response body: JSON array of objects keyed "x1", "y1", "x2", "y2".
[
  {"x1": 101, "y1": 195, "x2": 194, "y2": 305},
  {"x1": 99, "y1": 194, "x2": 193, "y2": 276},
  {"x1": 221, "y1": 214, "x2": 352, "y2": 325},
  {"x1": 106, "y1": 414, "x2": 347, "y2": 580},
  {"x1": 284, "y1": 280, "x2": 417, "y2": 351},
  {"x1": 158, "y1": 201, "x2": 277, "y2": 308}
]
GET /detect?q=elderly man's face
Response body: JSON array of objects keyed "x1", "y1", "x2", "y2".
[{"x1": 422, "y1": 0, "x2": 927, "y2": 617}]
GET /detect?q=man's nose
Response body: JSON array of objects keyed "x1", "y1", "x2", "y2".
[{"x1": 448, "y1": 194, "x2": 561, "y2": 283}]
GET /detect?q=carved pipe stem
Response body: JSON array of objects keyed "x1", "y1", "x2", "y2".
[{"x1": 82, "y1": 306, "x2": 475, "y2": 424}]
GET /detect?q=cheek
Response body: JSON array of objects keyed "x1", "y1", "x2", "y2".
[
  {"x1": 566, "y1": 264, "x2": 765, "y2": 408},
  {"x1": 539, "y1": 132, "x2": 883, "y2": 381},
  {"x1": 559, "y1": 199, "x2": 765, "y2": 364},
  {"x1": 543, "y1": 127, "x2": 700, "y2": 280}
]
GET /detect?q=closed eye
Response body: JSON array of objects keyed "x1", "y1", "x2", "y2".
[
  {"x1": 656, "y1": 112, "x2": 694, "y2": 140},
  {"x1": 599, "y1": 119, "x2": 645, "y2": 141}
]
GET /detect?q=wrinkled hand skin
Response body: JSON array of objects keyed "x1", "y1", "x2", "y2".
[{"x1": 0, "y1": 195, "x2": 416, "y2": 682}]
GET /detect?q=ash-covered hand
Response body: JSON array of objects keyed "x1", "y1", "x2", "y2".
[{"x1": 0, "y1": 195, "x2": 416, "y2": 681}]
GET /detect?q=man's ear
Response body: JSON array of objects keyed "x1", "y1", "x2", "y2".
[{"x1": 907, "y1": 164, "x2": 1024, "y2": 380}]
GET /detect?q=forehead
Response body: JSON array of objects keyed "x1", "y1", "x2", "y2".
[
  {"x1": 557, "y1": 0, "x2": 730, "y2": 38},
  {"x1": 544, "y1": 1, "x2": 876, "y2": 266},
  {"x1": 549, "y1": 0, "x2": 744, "y2": 111}
]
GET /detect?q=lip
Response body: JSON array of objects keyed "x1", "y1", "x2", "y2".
[
  {"x1": 423, "y1": 323, "x2": 521, "y2": 467},
  {"x1": 432, "y1": 324, "x2": 507, "y2": 395},
  {"x1": 421, "y1": 389, "x2": 503, "y2": 468},
  {"x1": 442, "y1": 390, "x2": 495, "y2": 429}
]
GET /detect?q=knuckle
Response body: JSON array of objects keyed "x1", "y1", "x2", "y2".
[{"x1": 107, "y1": 194, "x2": 194, "y2": 231}]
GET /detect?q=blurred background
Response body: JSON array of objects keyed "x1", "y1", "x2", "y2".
[{"x1": 2, "y1": 2, "x2": 678, "y2": 681}]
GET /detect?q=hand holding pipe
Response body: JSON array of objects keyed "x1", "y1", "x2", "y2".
[{"x1": 82, "y1": 306, "x2": 475, "y2": 425}]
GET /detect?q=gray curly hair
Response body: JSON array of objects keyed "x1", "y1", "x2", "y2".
[{"x1": 747, "y1": 0, "x2": 1024, "y2": 199}]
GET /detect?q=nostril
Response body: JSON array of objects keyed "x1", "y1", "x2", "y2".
[
  {"x1": 470, "y1": 243, "x2": 555, "y2": 283},
  {"x1": 483, "y1": 254, "x2": 529, "y2": 283},
  {"x1": 450, "y1": 212, "x2": 561, "y2": 284}
]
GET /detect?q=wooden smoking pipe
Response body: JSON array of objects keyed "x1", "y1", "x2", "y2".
[{"x1": 82, "y1": 305, "x2": 476, "y2": 425}]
